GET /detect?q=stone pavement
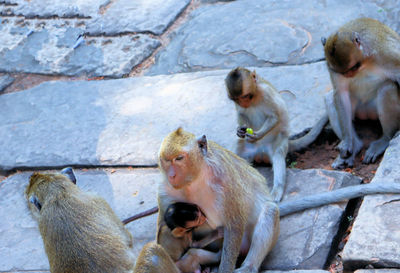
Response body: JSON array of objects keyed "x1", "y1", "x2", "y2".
[{"x1": 0, "y1": 0, "x2": 400, "y2": 272}]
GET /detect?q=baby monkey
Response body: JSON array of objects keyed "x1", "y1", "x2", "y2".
[
  {"x1": 161, "y1": 202, "x2": 223, "y2": 273},
  {"x1": 225, "y1": 67, "x2": 328, "y2": 201}
]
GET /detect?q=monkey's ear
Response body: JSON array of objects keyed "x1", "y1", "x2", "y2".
[
  {"x1": 61, "y1": 167, "x2": 76, "y2": 184},
  {"x1": 197, "y1": 135, "x2": 208, "y2": 156},
  {"x1": 321, "y1": 37, "x2": 327, "y2": 46},
  {"x1": 171, "y1": 227, "x2": 186, "y2": 238},
  {"x1": 29, "y1": 195, "x2": 42, "y2": 211},
  {"x1": 351, "y1": 32, "x2": 361, "y2": 47}
]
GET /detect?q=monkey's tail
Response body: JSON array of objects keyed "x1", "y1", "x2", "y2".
[
  {"x1": 288, "y1": 114, "x2": 329, "y2": 153},
  {"x1": 122, "y1": 206, "x2": 159, "y2": 225},
  {"x1": 278, "y1": 182, "x2": 400, "y2": 217}
]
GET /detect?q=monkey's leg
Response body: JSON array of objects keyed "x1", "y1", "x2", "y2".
[
  {"x1": 268, "y1": 142, "x2": 288, "y2": 202},
  {"x1": 364, "y1": 81, "x2": 400, "y2": 163},
  {"x1": 234, "y1": 203, "x2": 279, "y2": 273},
  {"x1": 325, "y1": 91, "x2": 363, "y2": 169},
  {"x1": 177, "y1": 249, "x2": 221, "y2": 273}
]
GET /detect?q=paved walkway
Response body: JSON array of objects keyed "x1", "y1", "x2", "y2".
[{"x1": 1, "y1": 0, "x2": 400, "y2": 272}]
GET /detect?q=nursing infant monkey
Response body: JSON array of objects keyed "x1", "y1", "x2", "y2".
[
  {"x1": 225, "y1": 67, "x2": 328, "y2": 201},
  {"x1": 322, "y1": 17, "x2": 400, "y2": 169},
  {"x1": 156, "y1": 128, "x2": 400, "y2": 273}
]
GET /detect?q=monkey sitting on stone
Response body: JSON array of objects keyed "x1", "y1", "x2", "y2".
[
  {"x1": 225, "y1": 67, "x2": 328, "y2": 201},
  {"x1": 161, "y1": 202, "x2": 223, "y2": 273},
  {"x1": 321, "y1": 17, "x2": 400, "y2": 169},
  {"x1": 26, "y1": 167, "x2": 135, "y2": 273}
]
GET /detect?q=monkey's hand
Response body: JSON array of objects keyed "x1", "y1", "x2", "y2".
[
  {"x1": 237, "y1": 126, "x2": 247, "y2": 138},
  {"x1": 245, "y1": 132, "x2": 259, "y2": 142}
]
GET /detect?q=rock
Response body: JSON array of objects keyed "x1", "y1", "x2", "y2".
[
  {"x1": 87, "y1": 0, "x2": 191, "y2": 35},
  {"x1": 0, "y1": 74, "x2": 14, "y2": 93},
  {"x1": 147, "y1": 0, "x2": 399, "y2": 75},
  {"x1": 0, "y1": 168, "x2": 159, "y2": 271},
  {"x1": 261, "y1": 168, "x2": 362, "y2": 270},
  {"x1": 342, "y1": 135, "x2": 400, "y2": 269},
  {"x1": 0, "y1": 17, "x2": 160, "y2": 77},
  {"x1": 355, "y1": 270, "x2": 400, "y2": 273},
  {"x1": 0, "y1": 167, "x2": 362, "y2": 271},
  {"x1": 0, "y1": 64, "x2": 329, "y2": 171}
]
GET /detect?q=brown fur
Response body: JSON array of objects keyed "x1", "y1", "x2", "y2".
[
  {"x1": 157, "y1": 128, "x2": 280, "y2": 273},
  {"x1": 224, "y1": 67, "x2": 327, "y2": 201},
  {"x1": 26, "y1": 172, "x2": 134, "y2": 273},
  {"x1": 134, "y1": 242, "x2": 180, "y2": 273},
  {"x1": 322, "y1": 17, "x2": 400, "y2": 169}
]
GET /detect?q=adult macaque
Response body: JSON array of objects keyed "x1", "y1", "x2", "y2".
[
  {"x1": 25, "y1": 168, "x2": 135, "y2": 273},
  {"x1": 322, "y1": 17, "x2": 400, "y2": 169},
  {"x1": 157, "y1": 128, "x2": 400, "y2": 273},
  {"x1": 225, "y1": 67, "x2": 328, "y2": 201}
]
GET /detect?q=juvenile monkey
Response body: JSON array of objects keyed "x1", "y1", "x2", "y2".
[
  {"x1": 157, "y1": 128, "x2": 400, "y2": 273},
  {"x1": 25, "y1": 168, "x2": 135, "y2": 273},
  {"x1": 322, "y1": 17, "x2": 400, "y2": 169},
  {"x1": 225, "y1": 67, "x2": 328, "y2": 201}
]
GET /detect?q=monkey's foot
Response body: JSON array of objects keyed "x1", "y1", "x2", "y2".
[
  {"x1": 337, "y1": 136, "x2": 363, "y2": 159},
  {"x1": 363, "y1": 137, "x2": 389, "y2": 164},
  {"x1": 234, "y1": 265, "x2": 257, "y2": 273},
  {"x1": 331, "y1": 154, "x2": 356, "y2": 169}
]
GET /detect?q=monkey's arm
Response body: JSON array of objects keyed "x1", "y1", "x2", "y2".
[
  {"x1": 278, "y1": 182, "x2": 400, "y2": 217},
  {"x1": 237, "y1": 113, "x2": 250, "y2": 138},
  {"x1": 331, "y1": 73, "x2": 355, "y2": 158},
  {"x1": 191, "y1": 227, "x2": 223, "y2": 248},
  {"x1": 218, "y1": 223, "x2": 244, "y2": 273},
  {"x1": 246, "y1": 111, "x2": 279, "y2": 142}
]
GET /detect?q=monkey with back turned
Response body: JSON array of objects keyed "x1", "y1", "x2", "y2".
[{"x1": 26, "y1": 168, "x2": 135, "y2": 273}]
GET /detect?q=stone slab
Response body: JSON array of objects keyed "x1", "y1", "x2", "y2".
[
  {"x1": 0, "y1": 168, "x2": 159, "y2": 272},
  {"x1": 0, "y1": 64, "x2": 329, "y2": 170},
  {"x1": 147, "y1": 0, "x2": 400, "y2": 75},
  {"x1": 87, "y1": 0, "x2": 191, "y2": 35},
  {"x1": 354, "y1": 268, "x2": 400, "y2": 273},
  {"x1": 342, "y1": 135, "x2": 400, "y2": 269},
  {"x1": 0, "y1": 167, "x2": 361, "y2": 271},
  {"x1": 1, "y1": 0, "x2": 107, "y2": 18},
  {"x1": 262, "y1": 271, "x2": 329, "y2": 273},
  {"x1": 0, "y1": 74, "x2": 14, "y2": 93},
  {"x1": 261, "y1": 168, "x2": 362, "y2": 270},
  {"x1": 0, "y1": 17, "x2": 160, "y2": 77}
]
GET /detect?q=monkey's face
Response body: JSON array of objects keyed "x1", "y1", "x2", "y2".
[
  {"x1": 233, "y1": 74, "x2": 256, "y2": 108},
  {"x1": 324, "y1": 33, "x2": 364, "y2": 78},
  {"x1": 160, "y1": 152, "x2": 193, "y2": 189}
]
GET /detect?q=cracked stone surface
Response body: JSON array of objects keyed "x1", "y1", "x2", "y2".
[
  {"x1": 0, "y1": 167, "x2": 361, "y2": 271},
  {"x1": 147, "y1": 0, "x2": 400, "y2": 75},
  {"x1": 0, "y1": 63, "x2": 329, "y2": 171},
  {"x1": 87, "y1": 0, "x2": 191, "y2": 35},
  {"x1": 0, "y1": 74, "x2": 14, "y2": 93},
  {"x1": 342, "y1": 135, "x2": 400, "y2": 269},
  {"x1": 0, "y1": 17, "x2": 160, "y2": 77}
]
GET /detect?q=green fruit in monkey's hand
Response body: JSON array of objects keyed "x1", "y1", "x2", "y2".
[{"x1": 246, "y1": 128, "x2": 254, "y2": 135}]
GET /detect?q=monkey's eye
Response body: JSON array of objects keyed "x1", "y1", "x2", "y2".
[
  {"x1": 175, "y1": 155, "x2": 184, "y2": 161},
  {"x1": 350, "y1": 62, "x2": 361, "y2": 72}
]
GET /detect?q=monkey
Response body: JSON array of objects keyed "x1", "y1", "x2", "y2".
[
  {"x1": 134, "y1": 241, "x2": 180, "y2": 273},
  {"x1": 225, "y1": 67, "x2": 328, "y2": 201},
  {"x1": 321, "y1": 17, "x2": 400, "y2": 169},
  {"x1": 25, "y1": 167, "x2": 135, "y2": 273},
  {"x1": 156, "y1": 128, "x2": 400, "y2": 273},
  {"x1": 161, "y1": 202, "x2": 223, "y2": 273}
]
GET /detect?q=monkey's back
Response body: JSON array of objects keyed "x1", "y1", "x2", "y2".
[{"x1": 39, "y1": 192, "x2": 134, "y2": 273}]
